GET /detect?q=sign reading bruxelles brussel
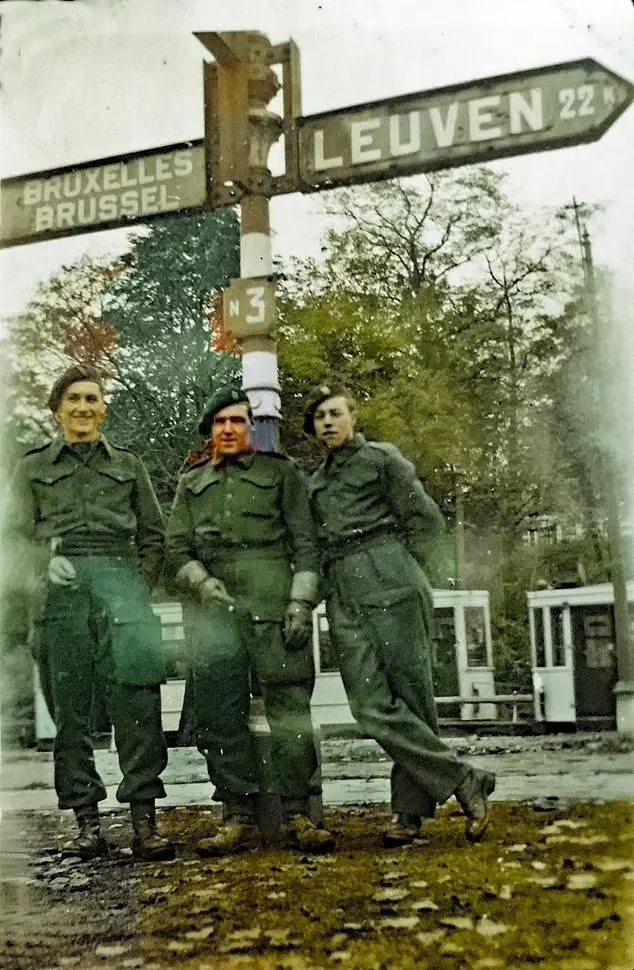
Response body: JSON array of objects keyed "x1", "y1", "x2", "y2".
[{"x1": 0, "y1": 142, "x2": 206, "y2": 248}]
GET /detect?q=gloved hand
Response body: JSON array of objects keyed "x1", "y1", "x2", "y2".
[
  {"x1": 199, "y1": 576, "x2": 234, "y2": 606},
  {"x1": 48, "y1": 555, "x2": 77, "y2": 587},
  {"x1": 283, "y1": 601, "x2": 313, "y2": 651}
]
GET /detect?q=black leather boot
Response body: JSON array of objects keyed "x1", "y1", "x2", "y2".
[
  {"x1": 454, "y1": 769, "x2": 496, "y2": 842},
  {"x1": 130, "y1": 800, "x2": 175, "y2": 861},
  {"x1": 61, "y1": 806, "x2": 109, "y2": 860}
]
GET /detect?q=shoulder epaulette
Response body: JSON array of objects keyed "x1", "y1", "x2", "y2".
[
  {"x1": 22, "y1": 440, "x2": 53, "y2": 457},
  {"x1": 367, "y1": 440, "x2": 398, "y2": 455}
]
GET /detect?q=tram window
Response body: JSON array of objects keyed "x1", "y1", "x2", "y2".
[
  {"x1": 582, "y1": 612, "x2": 614, "y2": 669},
  {"x1": 551, "y1": 607, "x2": 566, "y2": 666},
  {"x1": 433, "y1": 608, "x2": 456, "y2": 668},
  {"x1": 316, "y1": 614, "x2": 340, "y2": 672},
  {"x1": 464, "y1": 607, "x2": 487, "y2": 667},
  {"x1": 533, "y1": 608, "x2": 546, "y2": 667}
]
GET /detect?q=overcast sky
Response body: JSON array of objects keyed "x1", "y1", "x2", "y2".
[{"x1": 0, "y1": 0, "x2": 633, "y2": 317}]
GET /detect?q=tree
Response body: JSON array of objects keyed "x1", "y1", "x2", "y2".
[
  {"x1": 5, "y1": 256, "x2": 120, "y2": 448},
  {"x1": 102, "y1": 211, "x2": 241, "y2": 506}
]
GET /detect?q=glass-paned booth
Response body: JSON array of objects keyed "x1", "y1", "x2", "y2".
[
  {"x1": 527, "y1": 583, "x2": 630, "y2": 723},
  {"x1": 311, "y1": 589, "x2": 496, "y2": 726}
]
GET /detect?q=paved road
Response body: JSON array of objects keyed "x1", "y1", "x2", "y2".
[{"x1": 1, "y1": 733, "x2": 632, "y2": 811}]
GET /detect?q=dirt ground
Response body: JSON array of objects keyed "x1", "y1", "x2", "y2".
[{"x1": 1, "y1": 799, "x2": 632, "y2": 970}]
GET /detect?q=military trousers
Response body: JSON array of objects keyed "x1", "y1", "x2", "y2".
[
  {"x1": 39, "y1": 558, "x2": 168, "y2": 811},
  {"x1": 325, "y1": 536, "x2": 468, "y2": 818},
  {"x1": 186, "y1": 600, "x2": 318, "y2": 810}
]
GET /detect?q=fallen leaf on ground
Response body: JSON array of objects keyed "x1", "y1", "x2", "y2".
[
  {"x1": 591, "y1": 857, "x2": 631, "y2": 872},
  {"x1": 378, "y1": 915, "x2": 420, "y2": 931},
  {"x1": 380, "y1": 871, "x2": 407, "y2": 883},
  {"x1": 372, "y1": 887, "x2": 410, "y2": 903},
  {"x1": 95, "y1": 943, "x2": 130, "y2": 958},
  {"x1": 476, "y1": 918, "x2": 510, "y2": 937},
  {"x1": 415, "y1": 929, "x2": 447, "y2": 947},
  {"x1": 567, "y1": 873, "x2": 598, "y2": 890},
  {"x1": 264, "y1": 928, "x2": 300, "y2": 949},
  {"x1": 184, "y1": 926, "x2": 215, "y2": 941},
  {"x1": 440, "y1": 916, "x2": 475, "y2": 931},
  {"x1": 410, "y1": 898, "x2": 439, "y2": 912}
]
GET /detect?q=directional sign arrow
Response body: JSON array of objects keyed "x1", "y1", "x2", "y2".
[
  {"x1": 0, "y1": 141, "x2": 206, "y2": 249},
  {"x1": 298, "y1": 58, "x2": 633, "y2": 191}
]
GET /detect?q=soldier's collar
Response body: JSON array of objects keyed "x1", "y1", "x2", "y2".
[
  {"x1": 212, "y1": 449, "x2": 256, "y2": 469},
  {"x1": 326, "y1": 433, "x2": 365, "y2": 468},
  {"x1": 51, "y1": 435, "x2": 114, "y2": 462}
]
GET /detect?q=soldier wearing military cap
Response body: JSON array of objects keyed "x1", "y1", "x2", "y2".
[
  {"x1": 304, "y1": 384, "x2": 495, "y2": 846},
  {"x1": 8, "y1": 364, "x2": 174, "y2": 861},
  {"x1": 167, "y1": 385, "x2": 334, "y2": 855}
]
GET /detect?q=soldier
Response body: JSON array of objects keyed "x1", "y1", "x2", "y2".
[
  {"x1": 166, "y1": 387, "x2": 334, "y2": 856},
  {"x1": 10, "y1": 365, "x2": 174, "y2": 861},
  {"x1": 303, "y1": 384, "x2": 495, "y2": 846}
]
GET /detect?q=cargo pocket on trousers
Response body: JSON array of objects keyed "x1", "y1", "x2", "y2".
[
  {"x1": 356, "y1": 586, "x2": 425, "y2": 672},
  {"x1": 107, "y1": 601, "x2": 166, "y2": 686},
  {"x1": 251, "y1": 623, "x2": 315, "y2": 687}
]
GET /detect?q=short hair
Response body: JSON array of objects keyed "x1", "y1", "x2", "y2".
[
  {"x1": 302, "y1": 383, "x2": 355, "y2": 436},
  {"x1": 47, "y1": 364, "x2": 105, "y2": 413}
]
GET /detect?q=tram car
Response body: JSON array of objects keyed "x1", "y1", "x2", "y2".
[
  {"x1": 34, "y1": 590, "x2": 501, "y2": 743},
  {"x1": 527, "y1": 582, "x2": 631, "y2": 726}
]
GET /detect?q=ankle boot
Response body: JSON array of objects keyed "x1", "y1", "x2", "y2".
[
  {"x1": 382, "y1": 813, "x2": 422, "y2": 848},
  {"x1": 130, "y1": 800, "x2": 175, "y2": 861},
  {"x1": 454, "y1": 769, "x2": 496, "y2": 842},
  {"x1": 61, "y1": 806, "x2": 108, "y2": 860}
]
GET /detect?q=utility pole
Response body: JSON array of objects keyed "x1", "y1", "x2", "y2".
[
  {"x1": 196, "y1": 31, "x2": 300, "y2": 452},
  {"x1": 569, "y1": 199, "x2": 634, "y2": 733}
]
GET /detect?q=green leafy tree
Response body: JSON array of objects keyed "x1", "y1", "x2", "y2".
[{"x1": 100, "y1": 210, "x2": 241, "y2": 505}]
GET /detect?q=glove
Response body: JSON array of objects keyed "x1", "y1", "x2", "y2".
[
  {"x1": 283, "y1": 601, "x2": 313, "y2": 651},
  {"x1": 48, "y1": 555, "x2": 76, "y2": 587},
  {"x1": 199, "y1": 576, "x2": 234, "y2": 606}
]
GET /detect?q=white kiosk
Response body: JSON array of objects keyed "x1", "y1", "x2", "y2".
[
  {"x1": 311, "y1": 589, "x2": 497, "y2": 726},
  {"x1": 527, "y1": 582, "x2": 631, "y2": 723}
]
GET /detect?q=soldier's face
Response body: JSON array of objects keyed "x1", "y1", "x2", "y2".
[
  {"x1": 314, "y1": 395, "x2": 356, "y2": 450},
  {"x1": 212, "y1": 403, "x2": 252, "y2": 456},
  {"x1": 56, "y1": 380, "x2": 106, "y2": 443}
]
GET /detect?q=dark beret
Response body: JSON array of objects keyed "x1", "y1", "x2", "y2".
[
  {"x1": 198, "y1": 387, "x2": 251, "y2": 436},
  {"x1": 48, "y1": 364, "x2": 105, "y2": 413},
  {"x1": 302, "y1": 382, "x2": 350, "y2": 436}
]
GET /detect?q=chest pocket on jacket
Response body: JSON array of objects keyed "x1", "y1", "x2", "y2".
[
  {"x1": 339, "y1": 459, "x2": 381, "y2": 491},
  {"x1": 95, "y1": 465, "x2": 137, "y2": 508},
  {"x1": 240, "y1": 471, "x2": 279, "y2": 519},
  {"x1": 30, "y1": 466, "x2": 76, "y2": 518}
]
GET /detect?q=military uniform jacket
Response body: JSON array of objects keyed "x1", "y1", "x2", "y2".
[
  {"x1": 167, "y1": 451, "x2": 318, "y2": 621},
  {"x1": 309, "y1": 433, "x2": 444, "y2": 568},
  {"x1": 11, "y1": 436, "x2": 165, "y2": 589}
]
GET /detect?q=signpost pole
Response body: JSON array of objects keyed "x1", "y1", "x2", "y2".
[{"x1": 198, "y1": 31, "x2": 283, "y2": 451}]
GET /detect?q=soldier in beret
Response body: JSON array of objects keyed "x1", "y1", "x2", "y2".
[
  {"x1": 8, "y1": 365, "x2": 174, "y2": 861},
  {"x1": 166, "y1": 386, "x2": 334, "y2": 855},
  {"x1": 304, "y1": 384, "x2": 495, "y2": 846}
]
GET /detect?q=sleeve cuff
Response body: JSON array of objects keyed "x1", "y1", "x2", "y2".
[{"x1": 290, "y1": 570, "x2": 320, "y2": 605}]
